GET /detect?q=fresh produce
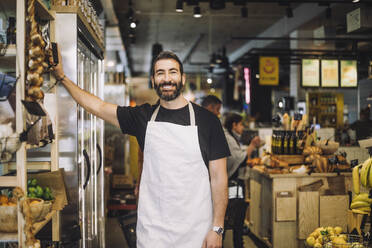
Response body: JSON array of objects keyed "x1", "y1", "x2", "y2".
[
  {"x1": 353, "y1": 193, "x2": 372, "y2": 204},
  {"x1": 27, "y1": 179, "x2": 53, "y2": 201},
  {"x1": 0, "y1": 194, "x2": 16, "y2": 206},
  {"x1": 360, "y1": 158, "x2": 372, "y2": 188},
  {"x1": 350, "y1": 193, "x2": 372, "y2": 215},
  {"x1": 305, "y1": 226, "x2": 366, "y2": 248},
  {"x1": 353, "y1": 164, "x2": 361, "y2": 194},
  {"x1": 350, "y1": 201, "x2": 370, "y2": 209}
]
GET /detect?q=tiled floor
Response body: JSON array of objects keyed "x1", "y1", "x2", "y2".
[{"x1": 106, "y1": 217, "x2": 259, "y2": 248}]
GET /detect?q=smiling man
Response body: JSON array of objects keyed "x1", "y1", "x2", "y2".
[{"x1": 53, "y1": 51, "x2": 229, "y2": 248}]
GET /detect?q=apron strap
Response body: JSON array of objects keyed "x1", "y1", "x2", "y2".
[
  {"x1": 188, "y1": 102, "x2": 195, "y2": 126},
  {"x1": 150, "y1": 105, "x2": 161, "y2": 121},
  {"x1": 150, "y1": 102, "x2": 196, "y2": 126}
]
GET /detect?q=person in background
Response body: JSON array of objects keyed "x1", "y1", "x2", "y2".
[
  {"x1": 350, "y1": 106, "x2": 372, "y2": 141},
  {"x1": 223, "y1": 113, "x2": 261, "y2": 248},
  {"x1": 53, "y1": 50, "x2": 229, "y2": 248},
  {"x1": 201, "y1": 95, "x2": 222, "y2": 117}
]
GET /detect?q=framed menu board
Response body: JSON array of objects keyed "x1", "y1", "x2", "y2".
[
  {"x1": 321, "y1": 60, "x2": 339, "y2": 87},
  {"x1": 302, "y1": 59, "x2": 320, "y2": 87},
  {"x1": 340, "y1": 60, "x2": 357, "y2": 87}
]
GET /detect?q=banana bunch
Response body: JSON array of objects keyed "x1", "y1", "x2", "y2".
[
  {"x1": 350, "y1": 193, "x2": 372, "y2": 215},
  {"x1": 352, "y1": 158, "x2": 372, "y2": 195}
]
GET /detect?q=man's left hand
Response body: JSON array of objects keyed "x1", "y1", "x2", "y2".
[{"x1": 202, "y1": 230, "x2": 222, "y2": 248}]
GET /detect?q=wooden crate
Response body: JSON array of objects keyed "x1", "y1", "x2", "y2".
[
  {"x1": 298, "y1": 191, "x2": 319, "y2": 239},
  {"x1": 276, "y1": 192, "x2": 296, "y2": 222},
  {"x1": 319, "y1": 195, "x2": 349, "y2": 231}
]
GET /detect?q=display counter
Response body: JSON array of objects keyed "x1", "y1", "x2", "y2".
[{"x1": 245, "y1": 167, "x2": 352, "y2": 248}]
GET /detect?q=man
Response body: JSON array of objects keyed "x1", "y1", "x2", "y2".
[
  {"x1": 350, "y1": 106, "x2": 372, "y2": 141},
  {"x1": 53, "y1": 51, "x2": 229, "y2": 248},
  {"x1": 201, "y1": 95, "x2": 222, "y2": 117}
]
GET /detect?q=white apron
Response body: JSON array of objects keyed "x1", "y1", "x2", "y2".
[{"x1": 137, "y1": 102, "x2": 213, "y2": 248}]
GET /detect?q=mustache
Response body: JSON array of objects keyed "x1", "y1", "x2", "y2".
[{"x1": 158, "y1": 81, "x2": 178, "y2": 88}]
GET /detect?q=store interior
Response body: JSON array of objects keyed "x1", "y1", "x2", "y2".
[{"x1": 1, "y1": 0, "x2": 372, "y2": 248}]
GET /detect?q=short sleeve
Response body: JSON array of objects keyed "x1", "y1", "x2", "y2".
[
  {"x1": 116, "y1": 104, "x2": 151, "y2": 137},
  {"x1": 208, "y1": 117, "x2": 231, "y2": 161}
]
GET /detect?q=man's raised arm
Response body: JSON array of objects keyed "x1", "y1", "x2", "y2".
[{"x1": 52, "y1": 48, "x2": 120, "y2": 128}]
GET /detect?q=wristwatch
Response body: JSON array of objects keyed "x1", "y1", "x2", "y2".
[{"x1": 212, "y1": 226, "x2": 224, "y2": 236}]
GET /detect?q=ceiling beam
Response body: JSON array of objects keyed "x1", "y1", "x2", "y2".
[
  {"x1": 228, "y1": 3, "x2": 340, "y2": 63},
  {"x1": 100, "y1": 0, "x2": 118, "y2": 25},
  {"x1": 182, "y1": 33, "x2": 206, "y2": 63},
  {"x1": 186, "y1": 0, "x2": 368, "y2": 4},
  {"x1": 231, "y1": 36, "x2": 372, "y2": 42}
]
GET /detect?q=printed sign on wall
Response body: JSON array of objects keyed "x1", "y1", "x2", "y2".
[{"x1": 259, "y1": 57, "x2": 279, "y2": 86}]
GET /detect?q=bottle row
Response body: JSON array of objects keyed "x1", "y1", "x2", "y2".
[{"x1": 271, "y1": 130, "x2": 305, "y2": 155}]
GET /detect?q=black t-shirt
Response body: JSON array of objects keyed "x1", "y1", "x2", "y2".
[
  {"x1": 350, "y1": 119, "x2": 372, "y2": 140},
  {"x1": 117, "y1": 102, "x2": 230, "y2": 167}
]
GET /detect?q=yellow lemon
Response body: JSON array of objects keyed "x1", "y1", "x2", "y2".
[
  {"x1": 334, "y1": 226, "x2": 342, "y2": 235},
  {"x1": 326, "y1": 226, "x2": 334, "y2": 234},
  {"x1": 306, "y1": 236, "x2": 316, "y2": 247},
  {"x1": 314, "y1": 242, "x2": 322, "y2": 248},
  {"x1": 310, "y1": 231, "x2": 319, "y2": 239},
  {"x1": 339, "y1": 234, "x2": 347, "y2": 241},
  {"x1": 316, "y1": 237, "x2": 323, "y2": 245}
]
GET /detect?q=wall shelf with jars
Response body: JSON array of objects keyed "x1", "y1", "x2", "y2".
[{"x1": 306, "y1": 92, "x2": 344, "y2": 129}]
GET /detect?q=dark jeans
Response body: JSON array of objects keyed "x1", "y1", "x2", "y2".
[
  {"x1": 231, "y1": 199, "x2": 247, "y2": 248},
  {"x1": 225, "y1": 180, "x2": 248, "y2": 248}
]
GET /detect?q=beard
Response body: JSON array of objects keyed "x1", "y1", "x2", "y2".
[{"x1": 154, "y1": 80, "x2": 183, "y2": 101}]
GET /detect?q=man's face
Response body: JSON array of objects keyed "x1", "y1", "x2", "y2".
[
  {"x1": 152, "y1": 59, "x2": 185, "y2": 101},
  {"x1": 206, "y1": 104, "x2": 221, "y2": 117}
]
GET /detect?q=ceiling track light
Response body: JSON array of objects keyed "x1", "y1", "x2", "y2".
[
  {"x1": 241, "y1": 6, "x2": 248, "y2": 18},
  {"x1": 326, "y1": 6, "x2": 332, "y2": 19},
  {"x1": 352, "y1": 0, "x2": 360, "y2": 3},
  {"x1": 130, "y1": 20, "x2": 137, "y2": 29},
  {"x1": 176, "y1": 0, "x2": 183, "y2": 12},
  {"x1": 286, "y1": 6, "x2": 293, "y2": 18},
  {"x1": 193, "y1": 6, "x2": 202, "y2": 18}
]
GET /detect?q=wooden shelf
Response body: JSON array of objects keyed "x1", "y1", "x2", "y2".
[
  {"x1": 33, "y1": 209, "x2": 56, "y2": 234},
  {"x1": 51, "y1": 6, "x2": 104, "y2": 51},
  {"x1": 1, "y1": 161, "x2": 51, "y2": 174},
  {"x1": 4, "y1": 44, "x2": 16, "y2": 57},
  {"x1": 0, "y1": 55, "x2": 16, "y2": 71},
  {"x1": 35, "y1": 0, "x2": 55, "y2": 21},
  {"x1": 0, "y1": 176, "x2": 17, "y2": 187},
  {"x1": 0, "y1": 232, "x2": 17, "y2": 242}
]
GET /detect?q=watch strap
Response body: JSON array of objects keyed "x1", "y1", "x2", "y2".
[{"x1": 212, "y1": 226, "x2": 224, "y2": 236}]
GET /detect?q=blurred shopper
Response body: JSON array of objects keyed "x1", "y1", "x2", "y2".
[
  {"x1": 53, "y1": 50, "x2": 230, "y2": 248},
  {"x1": 201, "y1": 95, "x2": 222, "y2": 117},
  {"x1": 223, "y1": 113, "x2": 261, "y2": 248},
  {"x1": 350, "y1": 106, "x2": 372, "y2": 141}
]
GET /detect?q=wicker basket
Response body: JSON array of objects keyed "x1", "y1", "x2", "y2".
[
  {"x1": 35, "y1": 200, "x2": 52, "y2": 222},
  {"x1": 315, "y1": 140, "x2": 339, "y2": 155},
  {"x1": 28, "y1": 198, "x2": 44, "y2": 221},
  {"x1": 0, "y1": 204, "x2": 17, "y2": 232}
]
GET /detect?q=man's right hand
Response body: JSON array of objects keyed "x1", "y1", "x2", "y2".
[{"x1": 51, "y1": 45, "x2": 65, "y2": 81}]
